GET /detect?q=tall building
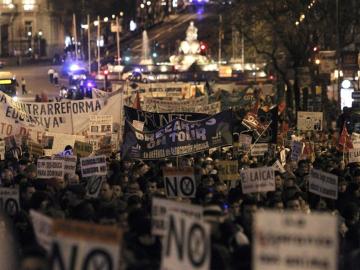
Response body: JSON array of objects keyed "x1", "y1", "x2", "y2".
[{"x1": 0, "y1": 0, "x2": 65, "y2": 57}]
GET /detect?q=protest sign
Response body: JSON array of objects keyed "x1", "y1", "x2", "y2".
[
  {"x1": 309, "y1": 169, "x2": 338, "y2": 199},
  {"x1": 250, "y1": 143, "x2": 269, "y2": 156},
  {"x1": 253, "y1": 210, "x2": 338, "y2": 270},
  {"x1": 122, "y1": 110, "x2": 233, "y2": 159},
  {"x1": 86, "y1": 176, "x2": 105, "y2": 198},
  {"x1": 273, "y1": 160, "x2": 286, "y2": 173},
  {"x1": 144, "y1": 95, "x2": 208, "y2": 112},
  {"x1": 239, "y1": 134, "x2": 252, "y2": 151},
  {"x1": 241, "y1": 167, "x2": 275, "y2": 194},
  {"x1": 52, "y1": 155, "x2": 77, "y2": 176},
  {"x1": 74, "y1": 140, "x2": 93, "y2": 157},
  {"x1": 0, "y1": 188, "x2": 19, "y2": 216},
  {"x1": 217, "y1": 160, "x2": 240, "y2": 181},
  {"x1": 0, "y1": 140, "x2": 4, "y2": 160},
  {"x1": 43, "y1": 132, "x2": 86, "y2": 156},
  {"x1": 152, "y1": 197, "x2": 203, "y2": 236},
  {"x1": 37, "y1": 159, "x2": 65, "y2": 179},
  {"x1": 28, "y1": 140, "x2": 44, "y2": 157},
  {"x1": 80, "y1": 155, "x2": 107, "y2": 178},
  {"x1": 88, "y1": 115, "x2": 113, "y2": 135},
  {"x1": 291, "y1": 141, "x2": 304, "y2": 161},
  {"x1": 157, "y1": 102, "x2": 221, "y2": 115},
  {"x1": 124, "y1": 106, "x2": 208, "y2": 131},
  {"x1": 297, "y1": 111, "x2": 323, "y2": 131},
  {"x1": 30, "y1": 210, "x2": 54, "y2": 252},
  {"x1": 50, "y1": 219, "x2": 122, "y2": 270},
  {"x1": 161, "y1": 211, "x2": 210, "y2": 270},
  {"x1": 163, "y1": 167, "x2": 196, "y2": 198},
  {"x1": 348, "y1": 148, "x2": 360, "y2": 163}
]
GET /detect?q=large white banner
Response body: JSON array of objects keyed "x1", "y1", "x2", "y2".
[
  {"x1": 156, "y1": 101, "x2": 221, "y2": 115},
  {"x1": 254, "y1": 210, "x2": 338, "y2": 270},
  {"x1": 0, "y1": 91, "x2": 122, "y2": 140},
  {"x1": 241, "y1": 167, "x2": 275, "y2": 194},
  {"x1": 144, "y1": 96, "x2": 208, "y2": 112},
  {"x1": 309, "y1": 169, "x2": 338, "y2": 199}
]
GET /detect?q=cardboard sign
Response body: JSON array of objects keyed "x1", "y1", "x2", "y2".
[
  {"x1": 30, "y1": 210, "x2": 54, "y2": 252},
  {"x1": 28, "y1": 141, "x2": 44, "y2": 157},
  {"x1": 273, "y1": 160, "x2": 286, "y2": 173},
  {"x1": 250, "y1": 143, "x2": 269, "y2": 156},
  {"x1": 309, "y1": 169, "x2": 338, "y2": 199},
  {"x1": 0, "y1": 188, "x2": 19, "y2": 217},
  {"x1": 152, "y1": 197, "x2": 203, "y2": 237},
  {"x1": 161, "y1": 211, "x2": 210, "y2": 270},
  {"x1": 348, "y1": 148, "x2": 360, "y2": 163},
  {"x1": 217, "y1": 160, "x2": 240, "y2": 181},
  {"x1": 297, "y1": 111, "x2": 323, "y2": 131},
  {"x1": 163, "y1": 167, "x2": 196, "y2": 198},
  {"x1": 80, "y1": 155, "x2": 107, "y2": 178},
  {"x1": 74, "y1": 140, "x2": 93, "y2": 157},
  {"x1": 50, "y1": 219, "x2": 122, "y2": 270},
  {"x1": 37, "y1": 159, "x2": 65, "y2": 179},
  {"x1": 52, "y1": 155, "x2": 77, "y2": 176},
  {"x1": 254, "y1": 210, "x2": 338, "y2": 270},
  {"x1": 291, "y1": 141, "x2": 304, "y2": 161},
  {"x1": 239, "y1": 134, "x2": 252, "y2": 151},
  {"x1": 0, "y1": 140, "x2": 4, "y2": 160},
  {"x1": 89, "y1": 115, "x2": 113, "y2": 135},
  {"x1": 86, "y1": 176, "x2": 105, "y2": 198},
  {"x1": 241, "y1": 167, "x2": 275, "y2": 194}
]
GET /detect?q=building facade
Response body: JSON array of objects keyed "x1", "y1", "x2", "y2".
[{"x1": 0, "y1": 0, "x2": 65, "y2": 57}]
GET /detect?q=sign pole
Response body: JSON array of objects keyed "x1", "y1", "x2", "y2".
[{"x1": 245, "y1": 121, "x2": 272, "y2": 156}]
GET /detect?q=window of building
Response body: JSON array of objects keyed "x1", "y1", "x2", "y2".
[
  {"x1": 23, "y1": 0, "x2": 36, "y2": 11},
  {"x1": 25, "y1": 21, "x2": 33, "y2": 37}
]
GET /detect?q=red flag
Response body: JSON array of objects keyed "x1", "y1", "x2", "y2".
[
  {"x1": 133, "y1": 92, "x2": 141, "y2": 110},
  {"x1": 339, "y1": 125, "x2": 353, "y2": 151}
]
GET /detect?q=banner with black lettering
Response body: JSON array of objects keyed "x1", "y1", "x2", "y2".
[
  {"x1": 80, "y1": 155, "x2": 107, "y2": 178},
  {"x1": 37, "y1": 159, "x2": 65, "y2": 179},
  {"x1": 309, "y1": 169, "x2": 338, "y2": 199},
  {"x1": 121, "y1": 110, "x2": 233, "y2": 159},
  {"x1": 163, "y1": 167, "x2": 196, "y2": 198},
  {"x1": 50, "y1": 219, "x2": 122, "y2": 270},
  {"x1": 124, "y1": 106, "x2": 209, "y2": 131}
]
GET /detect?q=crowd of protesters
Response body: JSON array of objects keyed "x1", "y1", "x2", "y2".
[{"x1": 0, "y1": 107, "x2": 360, "y2": 270}]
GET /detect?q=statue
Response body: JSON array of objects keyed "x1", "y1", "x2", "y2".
[{"x1": 186, "y1": 21, "x2": 198, "y2": 42}]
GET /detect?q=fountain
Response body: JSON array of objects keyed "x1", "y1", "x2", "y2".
[
  {"x1": 140, "y1": 30, "x2": 153, "y2": 65},
  {"x1": 170, "y1": 21, "x2": 209, "y2": 71}
]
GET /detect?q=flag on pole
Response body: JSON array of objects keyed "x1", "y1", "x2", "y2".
[
  {"x1": 132, "y1": 92, "x2": 141, "y2": 110},
  {"x1": 339, "y1": 125, "x2": 353, "y2": 151}
]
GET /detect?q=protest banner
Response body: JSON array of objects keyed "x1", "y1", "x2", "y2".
[
  {"x1": 239, "y1": 134, "x2": 252, "y2": 151},
  {"x1": 30, "y1": 210, "x2": 54, "y2": 252},
  {"x1": 43, "y1": 132, "x2": 86, "y2": 156},
  {"x1": 143, "y1": 95, "x2": 208, "y2": 112},
  {"x1": 241, "y1": 167, "x2": 275, "y2": 194},
  {"x1": 0, "y1": 90, "x2": 122, "y2": 139},
  {"x1": 291, "y1": 141, "x2": 304, "y2": 161},
  {"x1": 217, "y1": 160, "x2": 240, "y2": 181},
  {"x1": 132, "y1": 120, "x2": 144, "y2": 131},
  {"x1": 250, "y1": 143, "x2": 269, "y2": 156},
  {"x1": 348, "y1": 148, "x2": 360, "y2": 163},
  {"x1": 52, "y1": 155, "x2": 77, "y2": 176},
  {"x1": 86, "y1": 176, "x2": 105, "y2": 198},
  {"x1": 37, "y1": 159, "x2": 65, "y2": 179},
  {"x1": 0, "y1": 140, "x2": 4, "y2": 160},
  {"x1": 161, "y1": 211, "x2": 210, "y2": 270},
  {"x1": 80, "y1": 155, "x2": 107, "y2": 178},
  {"x1": 163, "y1": 167, "x2": 196, "y2": 198},
  {"x1": 121, "y1": 110, "x2": 233, "y2": 159},
  {"x1": 152, "y1": 197, "x2": 203, "y2": 236},
  {"x1": 88, "y1": 115, "x2": 113, "y2": 135},
  {"x1": 297, "y1": 111, "x2": 323, "y2": 131},
  {"x1": 74, "y1": 140, "x2": 93, "y2": 157},
  {"x1": 309, "y1": 169, "x2": 338, "y2": 199},
  {"x1": 0, "y1": 188, "x2": 19, "y2": 217},
  {"x1": 50, "y1": 219, "x2": 122, "y2": 270},
  {"x1": 157, "y1": 101, "x2": 221, "y2": 115},
  {"x1": 273, "y1": 160, "x2": 286, "y2": 173},
  {"x1": 124, "y1": 106, "x2": 208, "y2": 131},
  {"x1": 28, "y1": 140, "x2": 44, "y2": 157},
  {"x1": 253, "y1": 210, "x2": 338, "y2": 270}
]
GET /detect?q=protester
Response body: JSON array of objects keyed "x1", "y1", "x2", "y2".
[
  {"x1": 47, "y1": 67, "x2": 55, "y2": 83},
  {"x1": 53, "y1": 71, "x2": 59, "y2": 85},
  {"x1": 21, "y1": 77, "x2": 27, "y2": 95}
]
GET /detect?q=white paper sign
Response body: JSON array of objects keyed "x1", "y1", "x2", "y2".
[
  {"x1": 161, "y1": 211, "x2": 210, "y2": 270},
  {"x1": 80, "y1": 155, "x2": 107, "y2": 178},
  {"x1": 254, "y1": 210, "x2": 338, "y2": 270},
  {"x1": 52, "y1": 155, "x2": 77, "y2": 176},
  {"x1": 297, "y1": 111, "x2": 323, "y2": 131},
  {"x1": 37, "y1": 159, "x2": 65, "y2": 179},
  {"x1": 0, "y1": 188, "x2": 19, "y2": 216},
  {"x1": 163, "y1": 167, "x2": 196, "y2": 198},
  {"x1": 152, "y1": 197, "x2": 203, "y2": 236},
  {"x1": 309, "y1": 169, "x2": 338, "y2": 199},
  {"x1": 30, "y1": 210, "x2": 54, "y2": 252},
  {"x1": 250, "y1": 143, "x2": 269, "y2": 156},
  {"x1": 241, "y1": 167, "x2": 275, "y2": 194},
  {"x1": 348, "y1": 148, "x2": 360, "y2": 163}
]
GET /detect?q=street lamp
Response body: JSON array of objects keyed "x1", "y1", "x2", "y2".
[{"x1": 38, "y1": 30, "x2": 43, "y2": 56}]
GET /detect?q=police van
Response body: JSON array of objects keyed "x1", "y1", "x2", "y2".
[{"x1": 0, "y1": 71, "x2": 17, "y2": 97}]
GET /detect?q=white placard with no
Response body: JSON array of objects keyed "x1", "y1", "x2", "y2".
[
  {"x1": 309, "y1": 169, "x2": 338, "y2": 199},
  {"x1": 152, "y1": 197, "x2": 203, "y2": 237},
  {"x1": 254, "y1": 210, "x2": 338, "y2": 270},
  {"x1": 37, "y1": 159, "x2": 65, "y2": 179},
  {"x1": 163, "y1": 167, "x2": 196, "y2": 198},
  {"x1": 241, "y1": 167, "x2": 275, "y2": 194},
  {"x1": 80, "y1": 155, "x2": 107, "y2": 178}
]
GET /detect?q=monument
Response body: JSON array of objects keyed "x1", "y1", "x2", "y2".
[{"x1": 170, "y1": 21, "x2": 209, "y2": 71}]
